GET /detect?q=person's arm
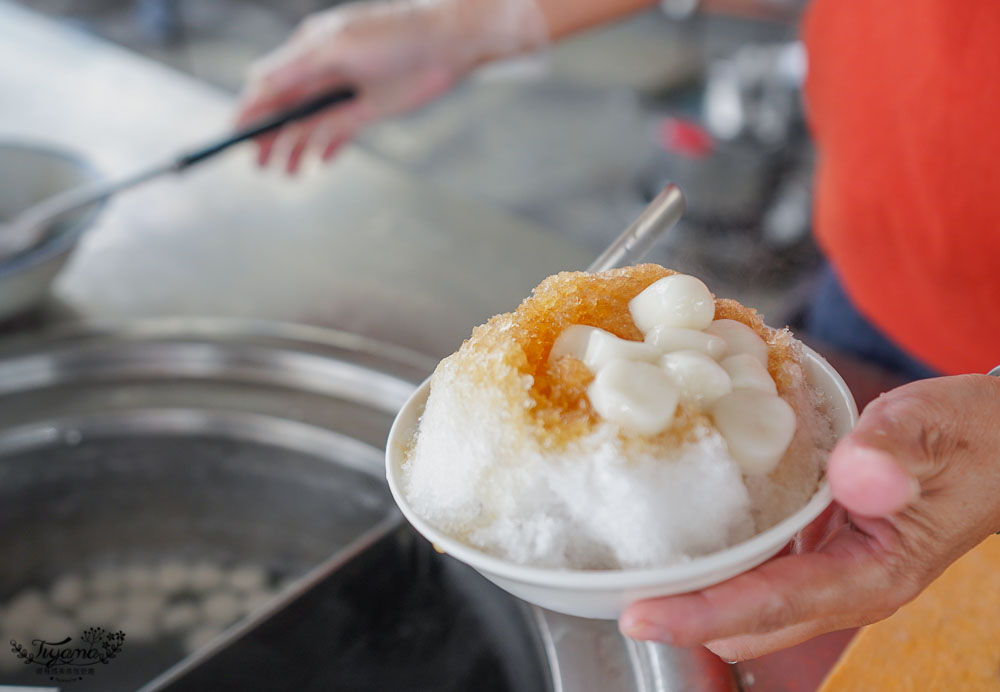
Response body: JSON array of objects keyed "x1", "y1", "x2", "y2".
[
  {"x1": 536, "y1": 0, "x2": 657, "y2": 40},
  {"x1": 235, "y1": 0, "x2": 656, "y2": 172},
  {"x1": 620, "y1": 374, "x2": 1000, "y2": 660}
]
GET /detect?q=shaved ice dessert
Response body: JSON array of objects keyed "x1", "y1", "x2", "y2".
[{"x1": 402, "y1": 265, "x2": 836, "y2": 570}]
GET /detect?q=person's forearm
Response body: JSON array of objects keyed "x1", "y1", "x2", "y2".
[
  {"x1": 452, "y1": 0, "x2": 657, "y2": 68},
  {"x1": 235, "y1": 0, "x2": 663, "y2": 172},
  {"x1": 534, "y1": 0, "x2": 658, "y2": 40},
  {"x1": 537, "y1": 0, "x2": 801, "y2": 39}
]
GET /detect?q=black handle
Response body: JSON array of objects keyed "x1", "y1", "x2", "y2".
[{"x1": 175, "y1": 86, "x2": 358, "y2": 170}]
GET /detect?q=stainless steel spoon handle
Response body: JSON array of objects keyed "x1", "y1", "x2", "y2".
[{"x1": 587, "y1": 184, "x2": 685, "y2": 273}]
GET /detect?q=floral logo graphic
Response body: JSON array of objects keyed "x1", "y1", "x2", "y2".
[{"x1": 9, "y1": 627, "x2": 125, "y2": 683}]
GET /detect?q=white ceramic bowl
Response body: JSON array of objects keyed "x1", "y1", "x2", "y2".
[
  {"x1": 0, "y1": 140, "x2": 105, "y2": 320},
  {"x1": 386, "y1": 345, "x2": 858, "y2": 619}
]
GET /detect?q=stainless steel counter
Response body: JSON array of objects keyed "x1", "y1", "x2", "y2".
[{"x1": 0, "y1": 0, "x2": 591, "y2": 359}]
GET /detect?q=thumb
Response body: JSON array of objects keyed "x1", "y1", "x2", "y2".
[
  {"x1": 827, "y1": 387, "x2": 932, "y2": 518},
  {"x1": 828, "y1": 440, "x2": 919, "y2": 518}
]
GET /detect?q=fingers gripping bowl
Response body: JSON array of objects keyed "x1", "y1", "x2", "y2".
[{"x1": 386, "y1": 265, "x2": 857, "y2": 619}]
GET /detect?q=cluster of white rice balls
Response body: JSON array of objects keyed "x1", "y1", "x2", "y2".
[
  {"x1": 555, "y1": 273, "x2": 797, "y2": 475},
  {"x1": 0, "y1": 558, "x2": 288, "y2": 670}
]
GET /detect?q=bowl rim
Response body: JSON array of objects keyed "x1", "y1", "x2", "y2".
[
  {"x1": 386, "y1": 344, "x2": 857, "y2": 590},
  {"x1": 0, "y1": 139, "x2": 106, "y2": 278}
]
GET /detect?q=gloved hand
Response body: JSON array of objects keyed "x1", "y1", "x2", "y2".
[
  {"x1": 620, "y1": 374, "x2": 1000, "y2": 661},
  {"x1": 235, "y1": 0, "x2": 547, "y2": 173}
]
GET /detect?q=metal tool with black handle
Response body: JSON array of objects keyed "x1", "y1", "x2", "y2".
[{"x1": 0, "y1": 86, "x2": 357, "y2": 261}]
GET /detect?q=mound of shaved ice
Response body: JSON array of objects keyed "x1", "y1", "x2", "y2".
[{"x1": 402, "y1": 265, "x2": 835, "y2": 570}]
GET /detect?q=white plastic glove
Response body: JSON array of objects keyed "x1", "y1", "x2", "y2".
[{"x1": 235, "y1": 0, "x2": 548, "y2": 173}]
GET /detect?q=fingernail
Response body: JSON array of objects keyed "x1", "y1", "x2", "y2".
[
  {"x1": 619, "y1": 615, "x2": 674, "y2": 644},
  {"x1": 831, "y1": 446, "x2": 919, "y2": 516}
]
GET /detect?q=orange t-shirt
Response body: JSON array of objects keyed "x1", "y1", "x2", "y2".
[{"x1": 803, "y1": 1, "x2": 1000, "y2": 375}]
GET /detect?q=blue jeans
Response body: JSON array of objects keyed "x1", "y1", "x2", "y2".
[{"x1": 805, "y1": 266, "x2": 940, "y2": 381}]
